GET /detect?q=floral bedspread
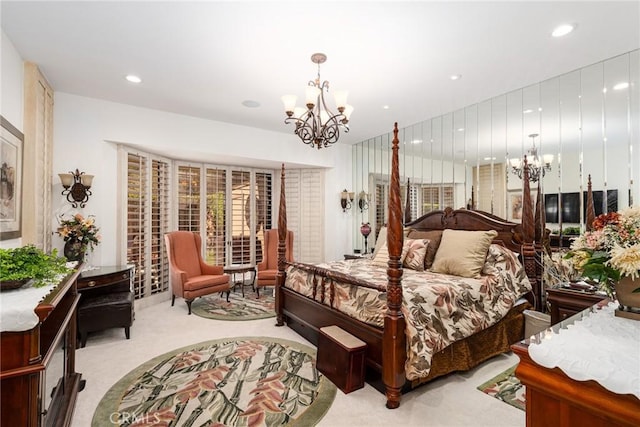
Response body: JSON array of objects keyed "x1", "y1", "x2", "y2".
[{"x1": 284, "y1": 244, "x2": 532, "y2": 380}]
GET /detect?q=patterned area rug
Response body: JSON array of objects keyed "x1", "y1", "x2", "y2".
[
  {"x1": 477, "y1": 365, "x2": 526, "y2": 411},
  {"x1": 93, "y1": 337, "x2": 336, "y2": 426},
  {"x1": 191, "y1": 289, "x2": 275, "y2": 321}
]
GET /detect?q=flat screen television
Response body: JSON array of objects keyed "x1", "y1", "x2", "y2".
[
  {"x1": 544, "y1": 193, "x2": 559, "y2": 223},
  {"x1": 561, "y1": 192, "x2": 581, "y2": 223}
]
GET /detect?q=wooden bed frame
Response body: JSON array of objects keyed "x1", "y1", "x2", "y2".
[{"x1": 274, "y1": 123, "x2": 543, "y2": 408}]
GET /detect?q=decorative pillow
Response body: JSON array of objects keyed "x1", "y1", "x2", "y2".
[
  {"x1": 372, "y1": 242, "x2": 390, "y2": 267},
  {"x1": 402, "y1": 239, "x2": 430, "y2": 271},
  {"x1": 431, "y1": 229, "x2": 498, "y2": 278},
  {"x1": 372, "y1": 226, "x2": 387, "y2": 259},
  {"x1": 371, "y1": 240, "x2": 409, "y2": 268},
  {"x1": 406, "y1": 229, "x2": 443, "y2": 269}
]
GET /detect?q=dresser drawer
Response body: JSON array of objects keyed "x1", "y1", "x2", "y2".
[{"x1": 78, "y1": 269, "x2": 132, "y2": 291}]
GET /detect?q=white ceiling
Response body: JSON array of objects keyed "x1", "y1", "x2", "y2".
[{"x1": 2, "y1": 1, "x2": 639, "y2": 148}]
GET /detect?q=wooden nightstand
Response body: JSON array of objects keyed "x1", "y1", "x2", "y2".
[{"x1": 546, "y1": 287, "x2": 605, "y2": 325}]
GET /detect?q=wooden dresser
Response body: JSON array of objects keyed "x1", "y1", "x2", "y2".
[
  {"x1": 512, "y1": 307, "x2": 640, "y2": 427},
  {"x1": 0, "y1": 268, "x2": 83, "y2": 427}
]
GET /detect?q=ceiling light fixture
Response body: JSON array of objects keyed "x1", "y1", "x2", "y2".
[
  {"x1": 509, "y1": 133, "x2": 553, "y2": 183},
  {"x1": 281, "y1": 53, "x2": 353, "y2": 149},
  {"x1": 552, "y1": 24, "x2": 574, "y2": 38},
  {"x1": 125, "y1": 75, "x2": 142, "y2": 83},
  {"x1": 450, "y1": 74, "x2": 462, "y2": 80},
  {"x1": 614, "y1": 82, "x2": 629, "y2": 91}
]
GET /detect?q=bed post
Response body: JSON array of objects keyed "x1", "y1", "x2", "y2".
[
  {"x1": 383, "y1": 123, "x2": 406, "y2": 409},
  {"x1": 404, "y1": 178, "x2": 411, "y2": 224},
  {"x1": 275, "y1": 163, "x2": 287, "y2": 326},
  {"x1": 586, "y1": 174, "x2": 595, "y2": 231},
  {"x1": 533, "y1": 179, "x2": 548, "y2": 303},
  {"x1": 521, "y1": 157, "x2": 540, "y2": 310}
]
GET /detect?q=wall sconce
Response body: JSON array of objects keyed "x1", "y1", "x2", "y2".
[
  {"x1": 59, "y1": 169, "x2": 94, "y2": 208},
  {"x1": 358, "y1": 191, "x2": 370, "y2": 212},
  {"x1": 340, "y1": 189, "x2": 354, "y2": 212}
]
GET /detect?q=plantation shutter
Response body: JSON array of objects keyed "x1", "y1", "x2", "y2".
[
  {"x1": 254, "y1": 172, "x2": 272, "y2": 263},
  {"x1": 125, "y1": 152, "x2": 171, "y2": 299},
  {"x1": 127, "y1": 153, "x2": 147, "y2": 299},
  {"x1": 177, "y1": 165, "x2": 201, "y2": 232},
  {"x1": 284, "y1": 169, "x2": 324, "y2": 263},
  {"x1": 150, "y1": 159, "x2": 170, "y2": 294},
  {"x1": 230, "y1": 170, "x2": 251, "y2": 264},
  {"x1": 205, "y1": 167, "x2": 227, "y2": 265},
  {"x1": 374, "y1": 182, "x2": 388, "y2": 241},
  {"x1": 300, "y1": 169, "x2": 324, "y2": 263},
  {"x1": 284, "y1": 171, "x2": 301, "y2": 261},
  {"x1": 473, "y1": 163, "x2": 505, "y2": 217}
]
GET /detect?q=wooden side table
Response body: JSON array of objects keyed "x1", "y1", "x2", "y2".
[
  {"x1": 546, "y1": 287, "x2": 605, "y2": 325},
  {"x1": 224, "y1": 265, "x2": 256, "y2": 297}
]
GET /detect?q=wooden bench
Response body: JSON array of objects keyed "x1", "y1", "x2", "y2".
[{"x1": 316, "y1": 325, "x2": 367, "y2": 393}]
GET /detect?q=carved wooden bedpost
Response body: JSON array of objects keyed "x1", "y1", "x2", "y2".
[
  {"x1": 383, "y1": 123, "x2": 406, "y2": 409},
  {"x1": 521, "y1": 157, "x2": 540, "y2": 310},
  {"x1": 404, "y1": 178, "x2": 411, "y2": 224},
  {"x1": 533, "y1": 179, "x2": 549, "y2": 298},
  {"x1": 275, "y1": 163, "x2": 287, "y2": 326},
  {"x1": 586, "y1": 174, "x2": 596, "y2": 231}
]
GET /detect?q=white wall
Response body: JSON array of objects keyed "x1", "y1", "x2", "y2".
[
  {"x1": 52, "y1": 93, "x2": 352, "y2": 264},
  {"x1": 0, "y1": 31, "x2": 24, "y2": 248}
]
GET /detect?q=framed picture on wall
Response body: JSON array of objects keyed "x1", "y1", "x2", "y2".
[
  {"x1": 1, "y1": 116, "x2": 23, "y2": 240},
  {"x1": 508, "y1": 191, "x2": 524, "y2": 222}
]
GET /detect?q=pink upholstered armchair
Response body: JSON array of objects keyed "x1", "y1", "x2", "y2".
[
  {"x1": 164, "y1": 231, "x2": 230, "y2": 314},
  {"x1": 256, "y1": 229, "x2": 293, "y2": 297}
]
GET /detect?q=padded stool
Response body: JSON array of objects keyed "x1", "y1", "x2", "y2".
[
  {"x1": 317, "y1": 325, "x2": 367, "y2": 394},
  {"x1": 77, "y1": 291, "x2": 134, "y2": 348}
]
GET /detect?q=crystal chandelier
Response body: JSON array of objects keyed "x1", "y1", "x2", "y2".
[
  {"x1": 281, "y1": 53, "x2": 353, "y2": 149},
  {"x1": 509, "y1": 133, "x2": 553, "y2": 183}
]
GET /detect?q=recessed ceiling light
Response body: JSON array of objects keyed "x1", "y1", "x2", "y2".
[
  {"x1": 484, "y1": 157, "x2": 496, "y2": 161},
  {"x1": 552, "y1": 24, "x2": 574, "y2": 38},
  {"x1": 125, "y1": 74, "x2": 142, "y2": 83},
  {"x1": 450, "y1": 74, "x2": 462, "y2": 81},
  {"x1": 411, "y1": 139, "x2": 422, "y2": 144},
  {"x1": 242, "y1": 100, "x2": 260, "y2": 108},
  {"x1": 457, "y1": 128, "x2": 465, "y2": 132},
  {"x1": 523, "y1": 109, "x2": 533, "y2": 114},
  {"x1": 383, "y1": 105, "x2": 390, "y2": 110},
  {"x1": 614, "y1": 82, "x2": 629, "y2": 91}
]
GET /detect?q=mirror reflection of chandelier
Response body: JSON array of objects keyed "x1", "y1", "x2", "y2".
[
  {"x1": 509, "y1": 133, "x2": 553, "y2": 183},
  {"x1": 281, "y1": 53, "x2": 354, "y2": 149}
]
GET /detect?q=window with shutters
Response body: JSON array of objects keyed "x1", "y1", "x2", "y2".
[
  {"x1": 284, "y1": 169, "x2": 324, "y2": 263},
  {"x1": 176, "y1": 164, "x2": 272, "y2": 266},
  {"x1": 126, "y1": 152, "x2": 171, "y2": 300},
  {"x1": 205, "y1": 168, "x2": 226, "y2": 265},
  {"x1": 472, "y1": 163, "x2": 506, "y2": 217}
]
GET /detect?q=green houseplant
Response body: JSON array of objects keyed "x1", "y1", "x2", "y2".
[{"x1": 0, "y1": 245, "x2": 71, "y2": 289}]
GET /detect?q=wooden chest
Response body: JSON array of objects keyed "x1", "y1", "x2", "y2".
[{"x1": 316, "y1": 325, "x2": 367, "y2": 394}]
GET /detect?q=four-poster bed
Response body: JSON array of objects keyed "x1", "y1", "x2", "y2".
[{"x1": 274, "y1": 123, "x2": 544, "y2": 408}]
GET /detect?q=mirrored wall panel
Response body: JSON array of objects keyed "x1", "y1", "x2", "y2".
[{"x1": 352, "y1": 50, "x2": 639, "y2": 252}]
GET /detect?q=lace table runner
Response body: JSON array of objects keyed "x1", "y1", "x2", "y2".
[{"x1": 529, "y1": 302, "x2": 640, "y2": 398}]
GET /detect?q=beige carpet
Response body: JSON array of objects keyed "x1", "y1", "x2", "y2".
[{"x1": 72, "y1": 297, "x2": 526, "y2": 427}]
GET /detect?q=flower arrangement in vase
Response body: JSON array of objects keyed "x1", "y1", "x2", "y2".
[
  {"x1": 56, "y1": 213, "x2": 101, "y2": 261},
  {"x1": 564, "y1": 206, "x2": 640, "y2": 314}
]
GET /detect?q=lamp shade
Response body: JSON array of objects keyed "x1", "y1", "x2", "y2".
[
  {"x1": 59, "y1": 173, "x2": 74, "y2": 188},
  {"x1": 305, "y1": 86, "x2": 321, "y2": 106},
  {"x1": 333, "y1": 90, "x2": 348, "y2": 109},
  {"x1": 80, "y1": 174, "x2": 94, "y2": 188},
  {"x1": 281, "y1": 95, "x2": 297, "y2": 113}
]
